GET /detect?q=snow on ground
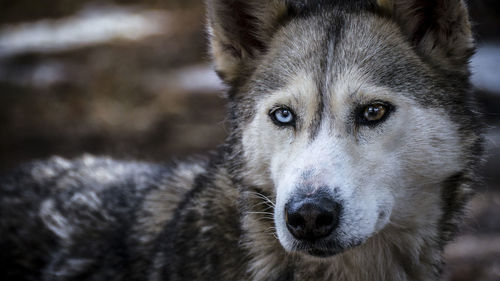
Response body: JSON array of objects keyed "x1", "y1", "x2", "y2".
[{"x1": 0, "y1": 5, "x2": 170, "y2": 58}]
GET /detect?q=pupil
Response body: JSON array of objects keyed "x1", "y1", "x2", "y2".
[
  {"x1": 271, "y1": 107, "x2": 295, "y2": 126},
  {"x1": 365, "y1": 105, "x2": 385, "y2": 121}
]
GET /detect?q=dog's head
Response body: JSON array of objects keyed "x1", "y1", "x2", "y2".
[{"x1": 207, "y1": 0, "x2": 481, "y2": 257}]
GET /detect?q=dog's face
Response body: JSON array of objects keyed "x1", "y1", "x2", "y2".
[
  {"x1": 239, "y1": 14, "x2": 467, "y2": 257},
  {"x1": 208, "y1": 0, "x2": 478, "y2": 257}
]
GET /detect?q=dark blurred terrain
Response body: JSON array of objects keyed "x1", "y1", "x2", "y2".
[{"x1": 0, "y1": 1, "x2": 499, "y2": 280}]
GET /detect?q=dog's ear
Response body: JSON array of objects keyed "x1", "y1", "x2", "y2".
[
  {"x1": 376, "y1": 0, "x2": 474, "y2": 73},
  {"x1": 206, "y1": 0, "x2": 293, "y2": 85}
]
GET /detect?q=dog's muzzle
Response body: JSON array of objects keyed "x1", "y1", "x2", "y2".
[{"x1": 285, "y1": 189, "x2": 341, "y2": 242}]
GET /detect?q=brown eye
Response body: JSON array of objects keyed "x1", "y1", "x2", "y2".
[
  {"x1": 364, "y1": 104, "x2": 387, "y2": 121},
  {"x1": 356, "y1": 102, "x2": 394, "y2": 127}
]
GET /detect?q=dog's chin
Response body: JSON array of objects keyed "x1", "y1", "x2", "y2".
[
  {"x1": 291, "y1": 238, "x2": 364, "y2": 259},
  {"x1": 304, "y1": 247, "x2": 342, "y2": 258}
]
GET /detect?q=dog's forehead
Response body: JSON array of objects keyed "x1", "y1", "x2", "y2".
[{"x1": 250, "y1": 12, "x2": 444, "y2": 107}]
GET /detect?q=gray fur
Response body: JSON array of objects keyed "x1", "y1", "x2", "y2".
[{"x1": 0, "y1": 0, "x2": 483, "y2": 280}]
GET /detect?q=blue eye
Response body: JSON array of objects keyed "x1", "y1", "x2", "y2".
[{"x1": 270, "y1": 107, "x2": 295, "y2": 127}]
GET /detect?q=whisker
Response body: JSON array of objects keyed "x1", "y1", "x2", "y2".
[
  {"x1": 246, "y1": 211, "x2": 274, "y2": 215},
  {"x1": 266, "y1": 228, "x2": 279, "y2": 240},
  {"x1": 245, "y1": 191, "x2": 276, "y2": 208},
  {"x1": 249, "y1": 216, "x2": 275, "y2": 222},
  {"x1": 250, "y1": 201, "x2": 275, "y2": 210}
]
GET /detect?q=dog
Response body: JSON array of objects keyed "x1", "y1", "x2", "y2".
[{"x1": 0, "y1": 0, "x2": 483, "y2": 280}]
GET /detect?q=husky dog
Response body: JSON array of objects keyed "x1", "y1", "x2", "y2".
[{"x1": 0, "y1": 0, "x2": 483, "y2": 280}]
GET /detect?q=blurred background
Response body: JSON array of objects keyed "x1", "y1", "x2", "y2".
[{"x1": 0, "y1": 0, "x2": 498, "y2": 280}]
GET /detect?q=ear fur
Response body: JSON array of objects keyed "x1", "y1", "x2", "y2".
[
  {"x1": 376, "y1": 0, "x2": 474, "y2": 73},
  {"x1": 206, "y1": 0, "x2": 292, "y2": 85}
]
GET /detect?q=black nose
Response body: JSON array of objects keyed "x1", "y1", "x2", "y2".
[{"x1": 285, "y1": 191, "x2": 341, "y2": 241}]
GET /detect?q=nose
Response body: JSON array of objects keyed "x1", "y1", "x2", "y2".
[{"x1": 285, "y1": 191, "x2": 341, "y2": 241}]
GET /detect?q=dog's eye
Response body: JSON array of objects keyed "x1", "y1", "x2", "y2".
[
  {"x1": 364, "y1": 104, "x2": 386, "y2": 121},
  {"x1": 270, "y1": 107, "x2": 295, "y2": 127},
  {"x1": 357, "y1": 102, "x2": 393, "y2": 126}
]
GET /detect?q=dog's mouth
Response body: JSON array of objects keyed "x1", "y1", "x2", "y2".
[
  {"x1": 291, "y1": 238, "x2": 363, "y2": 258},
  {"x1": 276, "y1": 186, "x2": 386, "y2": 258},
  {"x1": 304, "y1": 245, "x2": 342, "y2": 258}
]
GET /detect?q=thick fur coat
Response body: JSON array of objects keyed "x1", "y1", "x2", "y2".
[{"x1": 0, "y1": 0, "x2": 483, "y2": 280}]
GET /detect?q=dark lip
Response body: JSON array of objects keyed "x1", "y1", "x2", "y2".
[{"x1": 294, "y1": 239, "x2": 363, "y2": 258}]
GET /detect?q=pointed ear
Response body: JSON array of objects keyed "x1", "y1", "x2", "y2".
[
  {"x1": 376, "y1": 0, "x2": 474, "y2": 73},
  {"x1": 206, "y1": 0, "x2": 293, "y2": 85}
]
